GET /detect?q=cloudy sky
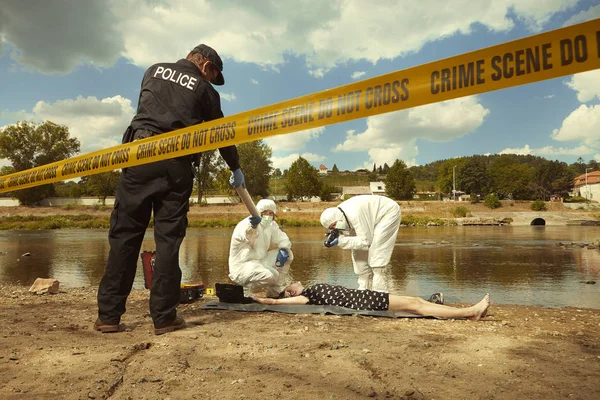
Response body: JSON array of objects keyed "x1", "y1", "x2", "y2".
[{"x1": 1, "y1": 0, "x2": 599, "y2": 173}]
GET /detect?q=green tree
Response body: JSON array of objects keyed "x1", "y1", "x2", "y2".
[
  {"x1": 382, "y1": 163, "x2": 390, "y2": 174},
  {"x1": 82, "y1": 171, "x2": 120, "y2": 205},
  {"x1": 272, "y1": 168, "x2": 282, "y2": 179},
  {"x1": 436, "y1": 158, "x2": 467, "y2": 195},
  {"x1": 215, "y1": 140, "x2": 273, "y2": 198},
  {"x1": 319, "y1": 183, "x2": 337, "y2": 201},
  {"x1": 372, "y1": 163, "x2": 376, "y2": 173},
  {"x1": 237, "y1": 140, "x2": 272, "y2": 198},
  {"x1": 384, "y1": 159, "x2": 416, "y2": 200},
  {"x1": 530, "y1": 160, "x2": 574, "y2": 200},
  {"x1": 193, "y1": 150, "x2": 218, "y2": 204},
  {"x1": 568, "y1": 157, "x2": 586, "y2": 176},
  {"x1": 409, "y1": 159, "x2": 445, "y2": 181},
  {"x1": 488, "y1": 157, "x2": 533, "y2": 200},
  {"x1": 459, "y1": 156, "x2": 488, "y2": 196},
  {"x1": 331, "y1": 164, "x2": 339, "y2": 173},
  {"x1": 284, "y1": 156, "x2": 321, "y2": 201},
  {"x1": 0, "y1": 166, "x2": 15, "y2": 198},
  {"x1": 54, "y1": 181, "x2": 84, "y2": 198},
  {"x1": 0, "y1": 121, "x2": 80, "y2": 205}
]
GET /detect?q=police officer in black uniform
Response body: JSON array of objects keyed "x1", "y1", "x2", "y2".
[{"x1": 95, "y1": 44, "x2": 249, "y2": 335}]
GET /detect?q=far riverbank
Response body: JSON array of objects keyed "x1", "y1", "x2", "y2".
[{"x1": 0, "y1": 200, "x2": 597, "y2": 229}]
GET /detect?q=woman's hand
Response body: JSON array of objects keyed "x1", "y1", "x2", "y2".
[{"x1": 253, "y1": 297, "x2": 277, "y2": 305}]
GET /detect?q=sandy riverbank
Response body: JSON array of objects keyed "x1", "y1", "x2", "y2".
[
  {"x1": 0, "y1": 200, "x2": 598, "y2": 228},
  {"x1": 0, "y1": 285, "x2": 599, "y2": 399}
]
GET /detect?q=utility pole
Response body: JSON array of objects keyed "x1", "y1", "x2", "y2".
[{"x1": 453, "y1": 165, "x2": 456, "y2": 201}]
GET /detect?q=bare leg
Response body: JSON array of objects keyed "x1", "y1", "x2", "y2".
[{"x1": 388, "y1": 294, "x2": 490, "y2": 320}]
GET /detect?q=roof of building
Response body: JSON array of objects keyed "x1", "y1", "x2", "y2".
[{"x1": 574, "y1": 171, "x2": 600, "y2": 186}]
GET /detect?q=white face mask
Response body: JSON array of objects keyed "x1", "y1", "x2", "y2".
[{"x1": 260, "y1": 215, "x2": 274, "y2": 227}]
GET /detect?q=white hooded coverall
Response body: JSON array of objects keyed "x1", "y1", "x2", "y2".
[
  {"x1": 320, "y1": 195, "x2": 401, "y2": 292},
  {"x1": 228, "y1": 199, "x2": 293, "y2": 297}
]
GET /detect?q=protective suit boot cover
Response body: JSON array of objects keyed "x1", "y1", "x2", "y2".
[
  {"x1": 371, "y1": 267, "x2": 389, "y2": 293},
  {"x1": 356, "y1": 272, "x2": 373, "y2": 291}
]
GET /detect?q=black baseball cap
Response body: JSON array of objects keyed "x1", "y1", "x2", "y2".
[{"x1": 191, "y1": 44, "x2": 224, "y2": 85}]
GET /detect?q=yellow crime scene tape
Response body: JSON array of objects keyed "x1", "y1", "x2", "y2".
[{"x1": 0, "y1": 19, "x2": 598, "y2": 194}]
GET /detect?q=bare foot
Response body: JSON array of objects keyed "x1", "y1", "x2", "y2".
[{"x1": 468, "y1": 294, "x2": 490, "y2": 321}]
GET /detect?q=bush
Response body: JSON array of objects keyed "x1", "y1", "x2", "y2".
[
  {"x1": 484, "y1": 194, "x2": 501, "y2": 209},
  {"x1": 452, "y1": 206, "x2": 468, "y2": 217},
  {"x1": 319, "y1": 183, "x2": 337, "y2": 202},
  {"x1": 470, "y1": 196, "x2": 480, "y2": 204},
  {"x1": 564, "y1": 196, "x2": 587, "y2": 203},
  {"x1": 531, "y1": 200, "x2": 547, "y2": 211}
]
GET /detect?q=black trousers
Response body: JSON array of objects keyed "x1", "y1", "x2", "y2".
[{"x1": 97, "y1": 156, "x2": 193, "y2": 328}]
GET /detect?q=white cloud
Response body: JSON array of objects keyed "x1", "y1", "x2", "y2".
[
  {"x1": 271, "y1": 152, "x2": 326, "y2": 171},
  {"x1": 334, "y1": 96, "x2": 489, "y2": 166},
  {"x1": 498, "y1": 144, "x2": 595, "y2": 156},
  {"x1": 351, "y1": 71, "x2": 366, "y2": 80},
  {"x1": 565, "y1": 70, "x2": 600, "y2": 103},
  {"x1": 563, "y1": 3, "x2": 600, "y2": 26},
  {"x1": 551, "y1": 104, "x2": 600, "y2": 147},
  {"x1": 219, "y1": 92, "x2": 237, "y2": 102},
  {"x1": 498, "y1": 145, "x2": 532, "y2": 155},
  {"x1": 0, "y1": 0, "x2": 581, "y2": 76},
  {"x1": 535, "y1": 145, "x2": 593, "y2": 155},
  {"x1": 1, "y1": 95, "x2": 136, "y2": 154},
  {"x1": 265, "y1": 127, "x2": 325, "y2": 151},
  {"x1": 251, "y1": 78, "x2": 260, "y2": 85},
  {"x1": 543, "y1": 94, "x2": 555, "y2": 99},
  {"x1": 353, "y1": 148, "x2": 418, "y2": 172},
  {"x1": 0, "y1": 0, "x2": 123, "y2": 74}
]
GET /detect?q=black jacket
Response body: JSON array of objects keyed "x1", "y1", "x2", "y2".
[{"x1": 131, "y1": 59, "x2": 239, "y2": 171}]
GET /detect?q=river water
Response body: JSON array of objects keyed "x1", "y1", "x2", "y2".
[{"x1": 1, "y1": 226, "x2": 599, "y2": 309}]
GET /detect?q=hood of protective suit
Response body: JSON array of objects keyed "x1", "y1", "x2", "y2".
[
  {"x1": 320, "y1": 207, "x2": 345, "y2": 229},
  {"x1": 256, "y1": 199, "x2": 276, "y2": 215}
]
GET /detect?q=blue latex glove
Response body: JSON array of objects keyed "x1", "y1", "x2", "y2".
[
  {"x1": 324, "y1": 237, "x2": 338, "y2": 248},
  {"x1": 323, "y1": 229, "x2": 339, "y2": 248},
  {"x1": 249, "y1": 215, "x2": 261, "y2": 227},
  {"x1": 275, "y1": 248, "x2": 289, "y2": 267},
  {"x1": 229, "y1": 168, "x2": 245, "y2": 189}
]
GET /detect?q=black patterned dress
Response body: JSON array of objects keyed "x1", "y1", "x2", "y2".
[{"x1": 301, "y1": 283, "x2": 389, "y2": 311}]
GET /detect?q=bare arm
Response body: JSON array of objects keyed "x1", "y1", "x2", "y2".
[{"x1": 253, "y1": 296, "x2": 309, "y2": 305}]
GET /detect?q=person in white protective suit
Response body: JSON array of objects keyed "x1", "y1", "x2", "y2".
[
  {"x1": 228, "y1": 199, "x2": 294, "y2": 298},
  {"x1": 320, "y1": 195, "x2": 401, "y2": 293}
]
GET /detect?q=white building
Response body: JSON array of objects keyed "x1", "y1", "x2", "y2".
[
  {"x1": 369, "y1": 181, "x2": 386, "y2": 195},
  {"x1": 573, "y1": 171, "x2": 600, "y2": 202}
]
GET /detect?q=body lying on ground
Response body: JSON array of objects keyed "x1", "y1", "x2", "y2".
[{"x1": 253, "y1": 282, "x2": 490, "y2": 320}]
